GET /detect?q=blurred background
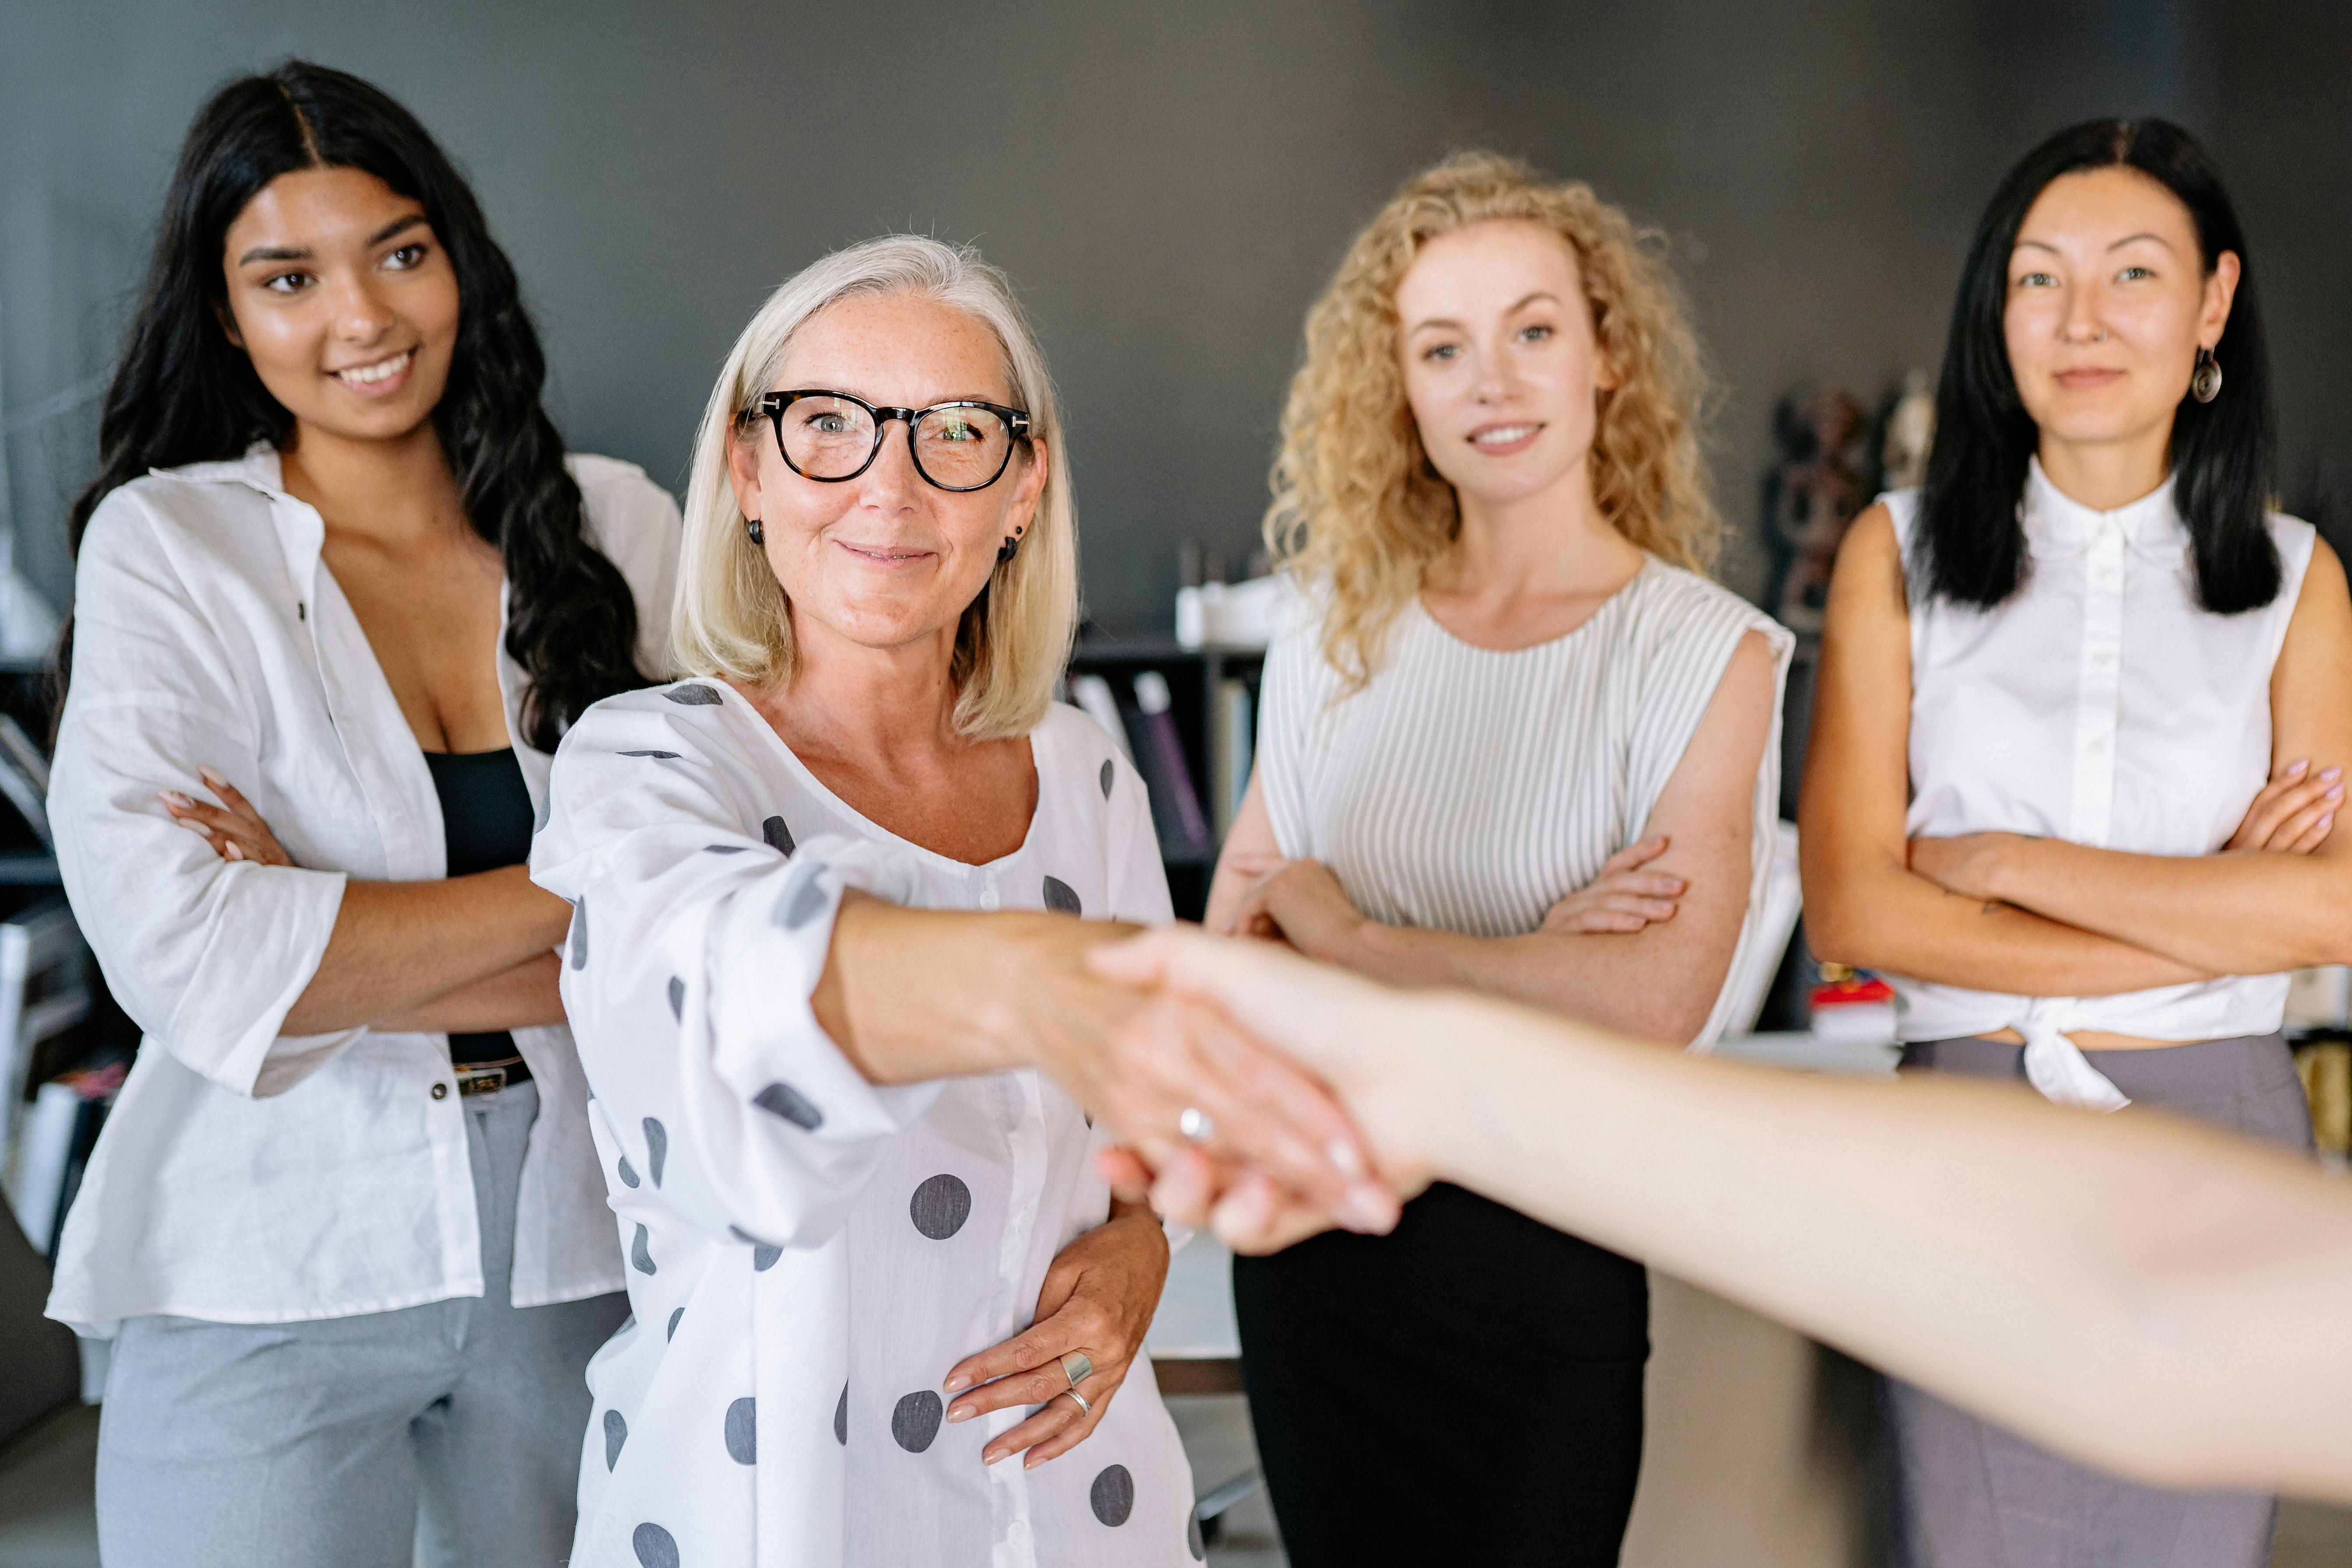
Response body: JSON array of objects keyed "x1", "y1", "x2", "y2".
[{"x1": 6, "y1": 0, "x2": 2348, "y2": 635}]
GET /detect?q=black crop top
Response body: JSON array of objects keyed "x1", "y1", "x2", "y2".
[{"x1": 424, "y1": 748, "x2": 536, "y2": 1069}]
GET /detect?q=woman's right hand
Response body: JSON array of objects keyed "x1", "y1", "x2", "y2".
[
  {"x1": 2227, "y1": 758, "x2": 2341, "y2": 853},
  {"x1": 162, "y1": 766, "x2": 296, "y2": 866},
  {"x1": 1539, "y1": 835, "x2": 1684, "y2": 934}
]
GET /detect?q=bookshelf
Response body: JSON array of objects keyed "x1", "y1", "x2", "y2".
[{"x1": 1066, "y1": 637, "x2": 1266, "y2": 921}]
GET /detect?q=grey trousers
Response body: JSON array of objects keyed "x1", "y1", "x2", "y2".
[
  {"x1": 94, "y1": 1081, "x2": 629, "y2": 1568},
  {"x1": 1886, "y1": 1032, "x2": 2313, "y2": 1568}
]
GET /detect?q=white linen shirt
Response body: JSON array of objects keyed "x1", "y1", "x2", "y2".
[
  {"x1": 530, "y1": 687, "x2": 1199, "y2": 1568},
  {"x1": 1889, "y1": 461, "x2": 2315, "y2": 1107},
  {"x1": 46, "y1": 444, "x2": 680, "y2": 1335}
]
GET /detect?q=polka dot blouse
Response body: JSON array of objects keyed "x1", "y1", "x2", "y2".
[{"x1": 532, "y1": 682, "x2": 1201, "y2": 1567}]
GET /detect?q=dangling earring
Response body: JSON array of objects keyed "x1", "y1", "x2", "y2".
[
  {"x1": 745, "y1": 516, "x2": 765, "y2": 546},
  {"x1": 996, "y1": 524, "x2": 1023, "y2": 564},
  {"x1": 2191, "y1": 345, "x2": 2223, "y2": 404}
]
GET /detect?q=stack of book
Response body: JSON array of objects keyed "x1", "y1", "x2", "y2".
[{"x1": 1068, "y1": 669, "x2": 1253, "y2": 860}]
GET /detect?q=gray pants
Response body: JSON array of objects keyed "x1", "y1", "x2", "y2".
[
  {"x1": 95, "y1": 1081, "x2": 629, "y2": 1568},
  {"x1": 1887, "y1": 1033, "x2": 2312, "y2": 1568}
]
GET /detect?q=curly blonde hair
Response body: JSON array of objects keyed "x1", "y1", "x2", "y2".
[{"x1": 1266, "y1": 150, "x2": 1722, "y2": 690}]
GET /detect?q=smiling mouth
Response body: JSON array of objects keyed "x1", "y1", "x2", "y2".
[
  {"x1": 330, "y1": 349, "x2": 414, "y2": 387},
  {"x1": 1468, "y1": 423, "x2": 1542, "y2": 448},
  {"x1": 838, "y1": 542, "x2": 935, "y2": 564}
]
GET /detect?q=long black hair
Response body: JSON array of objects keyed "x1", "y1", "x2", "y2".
[
  {"x1": 60, "y1": 61, "x2": 642, "y2": 749},
  {"x1": 1913, "y1": 118, "x2": 2279, "y2": 614}
]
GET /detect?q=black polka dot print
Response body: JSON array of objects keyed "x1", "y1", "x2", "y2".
[
  {"x1": 642, "y1": 1118, "x2": 667, "y2": 1186},
  {"x1": 569, "y1": 899, "x2": 588, "y2": 969},
  {"x1": 620, "y1": 749, "x2": 683, "y2": 760},
  {"x1": 666, "y1": 1307, "x2": 683, "y2": 1341},
  {"x1": 1100, "y1": 759, "x2": 1114, "y2": 799},
  {"x1": 724, "y1": 1397, "x2": 756, "y2": 1464},
  {"x1": 776, "y1": 870, "x2": 828, "y2": 930},
  {"x1": 630, "y1": 1223, "x2": 656, "y2": 1275},
  {"x1": 752, "y1": 1081, "x2": 824, "y2": 1131},
  {"x1": 664, "y1": 683, "x2": 723, "y2": 706},
  {"x1": 1188, "y1": 1510, "x2": 1206, "y2": 1559},
  {"x1": 533, "y1": 793, "x2": 551, "y2": 834},
  {"x1": 632, "y1": 1522, "x2": 679, "y2": 1568},
  {"x1": 762, "y1": 815, "x2": 795, "y2": 856},
  {"x1": 1090, "y1": 1463, "x2": 1135, "y2": 1526},
  {"x1": 1042, "y1": 876, "x2": 1082, "y2": 915},
  {"x1": 616, "y1": 1155, "x2": 639, "y2": 1189},
  {"x1": 753, "y1": 1243, "x2": 780, "y2": 1272},
  {"x1": 908, "y1": 1174, "x2": 972, "y2": 1240},
  {"x1": 667, "y1": 976, "x2": 684, "y2": 1021},
  {"x1": 834, "y1": 1383, "x2": 848, "y2": 1446},
  {"x1": 603, "y1": 1408, "x2": 627, "y2": 1470},
  {"x1": 704, "y1": 844, "x2": 748, "y2": 855},
  {"x1": 891, "y1": 1390, "x2": 944, "y2": 1453}
]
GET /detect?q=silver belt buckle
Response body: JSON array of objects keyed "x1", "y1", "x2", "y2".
[{"x1": 454, "y1": 1065, "x2": 508, "y2": 1098}]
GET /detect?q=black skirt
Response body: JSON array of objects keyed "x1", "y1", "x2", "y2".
[{"x1": 1232, "y1": 1180, "x2": 1649, "y2": 1567}]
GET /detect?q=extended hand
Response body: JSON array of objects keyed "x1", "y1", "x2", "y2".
[
  {"x1": 940, "y1": 1204, "x2": 1168, "y2": 1468},
  {"x1": 1541, "y1": 835, "x2": 1685, "y2": 934},
  {"x1": 162, "y1": 767, "x2": 295, "y2": 866}
]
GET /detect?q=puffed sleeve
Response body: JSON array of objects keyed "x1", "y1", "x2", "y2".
[
  {"x1": 531, "y1": 691, "x2": 945, "y2": 1254},
  {"x1": 49, "y1": 492, "x2": 352, "y2": 1098}
]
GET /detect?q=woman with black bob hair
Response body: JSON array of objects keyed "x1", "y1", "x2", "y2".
[
  {"x1": 44, "y1": 62, "x2": 676, "y2": 1566},
  {"x1": 1804, "y1": 117, "x2": 2352, "y2": 1564}
]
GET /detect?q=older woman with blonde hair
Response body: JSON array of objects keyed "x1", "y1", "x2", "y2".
[
  {"x1": 1207, "y1": 151, "x2": 1792, "y2": 1564},
  {"x1": 531, "y1": 235, "x2": 1389, "y2": 1568}
]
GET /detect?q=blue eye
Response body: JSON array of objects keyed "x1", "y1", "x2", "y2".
[
  {"x1": 1425, "y1": 343, "x2": 1460, "y2": 362},
  {"x1": 1517, "y1": 324, "x2": 1553, "y2": 343}
]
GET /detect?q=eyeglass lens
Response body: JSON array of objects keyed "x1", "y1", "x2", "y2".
[{"x1": 778, "y1": 396, "x2": 1015, "y2": 487}]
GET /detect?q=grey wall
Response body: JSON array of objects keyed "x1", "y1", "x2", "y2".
[{"x1": 0, "y1": 0, "x2": 2337, "y2": 634}]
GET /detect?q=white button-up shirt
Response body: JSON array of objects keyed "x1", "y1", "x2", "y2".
[
  {"x1": 531, "y1": 688, "x2": 1199, "y2": 1567},
  {"x1": 1891, "y1": 460, "x2": 2314, "y2": 1106},
  {"x1": 46, "y1": 444, "x2": 680, "y2": 1334}
]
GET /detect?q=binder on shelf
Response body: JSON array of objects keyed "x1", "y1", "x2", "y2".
[
  {"x1": 1067, "y1": 674, "x2": 1136, "y2": 764},
  {"x1": 1123, "y1": 672, "x2": 1215, "y2": 859},
  {"x1": 1211, "y1": 679, "x2": 1253, "y2": 837}
]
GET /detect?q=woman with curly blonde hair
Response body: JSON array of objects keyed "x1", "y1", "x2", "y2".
[{"x1": 1204, "y1": 151, "x2": 1792, "y2": 1564}]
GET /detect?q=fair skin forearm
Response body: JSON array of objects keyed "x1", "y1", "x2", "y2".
[
  {"x1": 1213, "y1": 631, "x2": 1775, "y2": 1045},
  {"x1": 1802, "y1": 509, "x2": 2217, "y2": 993},
  {"x1": 1097, "y1": 931, "x2": 2352, "y2": 1501}
]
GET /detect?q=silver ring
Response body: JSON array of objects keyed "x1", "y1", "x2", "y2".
[
  {"x1": 1178, "y1": 1106, "x2": 1215, "y2": 1145},
  {"x1": 1063, "y1": 1388, "x2": 1092, "y2": 1417},
  {"x1": 1060, "y1": 1351, "x2": 1093, "y2": 1388}
]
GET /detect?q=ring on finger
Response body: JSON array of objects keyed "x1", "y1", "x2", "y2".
[
  {"x1": 1062, "y1": 1388, "x2": 1091, "y2": 1417},
  {"x1": 1178, "y1": 1106, "x2": 1216, "y2": 1145},
  {"x1": 1060, "y1": 1350, "x2": 1093, "y2": 1388}
]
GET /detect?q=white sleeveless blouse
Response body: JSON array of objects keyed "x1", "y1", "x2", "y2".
[
  {"x1": 1888, "y1": 460, "x2": 2315, "y2": 1108},
  {"x1": 1257, "y1": 560, "x2": 1793, "y2": 1050}
]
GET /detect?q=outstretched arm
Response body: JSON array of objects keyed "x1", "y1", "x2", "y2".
[{"x1": 1095, "y1": 929, "x2": 2352, "y2": 1503}]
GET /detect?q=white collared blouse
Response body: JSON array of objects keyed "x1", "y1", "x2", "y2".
[
  {"x1": 46, "y1": 444, "x2": 680, "y2": 1335},
  {"x1": 1889, "y1": 459, "x2": 2316, "y2": 1107},
  {"x1": 530, "y1": 688, "x2": 1199, "y2": 1568}
]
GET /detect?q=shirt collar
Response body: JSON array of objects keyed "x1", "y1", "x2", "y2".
[{"x1": 2021, "y1": 455, "x2": 2189, "y2": 565}]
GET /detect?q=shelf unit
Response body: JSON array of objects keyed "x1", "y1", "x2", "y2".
[{"x1": 1066, "y1": 636, "x2": 1265, "y2": 920}]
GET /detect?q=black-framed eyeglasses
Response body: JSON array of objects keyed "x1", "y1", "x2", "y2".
[{"x1": 741, "y1": 389, "x2": 1032, "y2": 492}]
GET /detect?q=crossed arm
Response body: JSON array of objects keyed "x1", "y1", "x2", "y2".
[
  {"x1": 1205, "y1": 629, "x2": 1778, "y2": 1045},
  {"x1": 1800, "y1": 507, "x2": 2352, "y2": 992}
]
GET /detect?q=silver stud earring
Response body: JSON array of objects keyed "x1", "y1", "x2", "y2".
[
  {"x1": 745, "y1": 516, "x2": 765, "y2": 546},
  {"x1": 2190, "y1": 346, "x2": 2223, "y2": 404}
]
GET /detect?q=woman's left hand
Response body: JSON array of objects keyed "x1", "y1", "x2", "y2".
[
  {"x1": 1223, "y1": 857, "x2": 1373, "y2": 962},
  {"x1": 1907, "y1": 832, "x2": 2021, "y2": 902},
  {"x1": 162, "y1": 767, "x2": 295, "y2": 866},
  {"x1": 940, "y1": 1202, "x2": 1169, "y2": 1468}
]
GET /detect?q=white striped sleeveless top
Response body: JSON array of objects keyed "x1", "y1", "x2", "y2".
[{"x1": 1257, "y1": 558, "x2": 1795, "y2": 1048}]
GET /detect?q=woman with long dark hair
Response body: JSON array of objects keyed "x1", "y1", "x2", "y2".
[
  {"x1": 42, "y1": 62, "x2": 677, "y2": 1565},
  {"x1": 1803, "y1": 118, "x2": 2352, "y2": 1564}
]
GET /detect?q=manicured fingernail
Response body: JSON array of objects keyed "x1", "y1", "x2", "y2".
[
  {"x1": 2325, "y1": 767, "x2": 2342, "y2": 782},
  {"x1": 983, "y1": 1448, "x2": 1003, "y2": 1465},
  {"x1": 198, "y1": 766, "x2": 225, "y2": 785},
  {"x1": 160, "y1": 791, "x2": 194, "y2": 809},
  {"x1": 2322, "y1": 814, "x2": 2336, "y2": 831},
  {"x1": 1335, "y1": 1181, "x2": 1394, "y2": 1233},
  {"x1": 947, "y1": 1404, "x2": 973, "y2": 1424},
  {"x1": 1326, "y1": 1137, "x2": 1366, "y2": 1180},
  {"x1": 944, "y1": 1374, "x2": 972, "y2": 1393},
  {"x1": 1025, "y1": 1452, "x2": 1043, "y2": 1469},
  {"x1": 224, "y1": 840, "x2": 245, "y2": 861},
  {"x1": 2291, "y1": 759, "x2": 2311, "y2": 775},
  {"x1": 2328, "y1": 785, "x2": 2343, "y2": 801}
]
